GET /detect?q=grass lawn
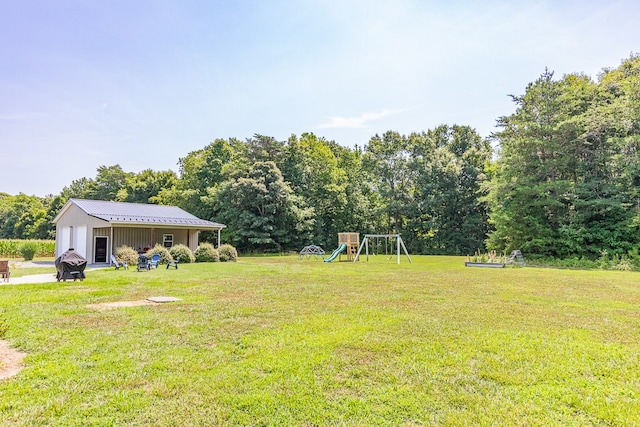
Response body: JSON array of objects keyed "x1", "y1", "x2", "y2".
[{"x1": 0, "y1": 256, "x2": 639, "y2": 426}]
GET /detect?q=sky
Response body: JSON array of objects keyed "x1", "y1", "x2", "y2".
[{"x1": 1, "y1": 0, "x2": 639, "y2": 197}]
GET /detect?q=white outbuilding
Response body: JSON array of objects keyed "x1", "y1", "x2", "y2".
[{"x1": 52, "y1": 199, "x2": 225, "y2": 264}]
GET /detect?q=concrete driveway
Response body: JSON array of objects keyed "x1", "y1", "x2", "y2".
[
  {"x1": 6, "y1": 273, "x2": 59, "y2": 285},
  {"x1": 3, "y1": 261, "x2": 108, "y2": 285}
]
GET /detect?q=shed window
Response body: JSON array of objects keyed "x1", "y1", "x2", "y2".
[{"x1": 163, "y1": 234, "x2": 174, "y2": 248}]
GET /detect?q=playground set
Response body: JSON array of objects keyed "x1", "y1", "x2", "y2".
[
  {"x1": 302, "y1": 232, "x2": 411, "y2": 264},
  {"x1": 298, "y1": 245, "x2": 326, "y2": 260},
  {"x1": 322, "y1": 233, "x2": 360, "y2": 262},
  {"x1": 301, "y1": 232, "x2": 522, "y2": 267}
]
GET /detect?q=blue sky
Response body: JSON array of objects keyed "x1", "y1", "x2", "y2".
[{"x1": 2, "y1": 0, "x2": 639, "y2": 196}]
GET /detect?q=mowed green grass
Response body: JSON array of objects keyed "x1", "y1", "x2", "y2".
[{"x1": 0, "y1": 256, "x2": 639, "y2": 426}]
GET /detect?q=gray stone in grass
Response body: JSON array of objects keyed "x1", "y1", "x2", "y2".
[{"x1": 146, "y1": 296, "x2": 182, "y2": 303}]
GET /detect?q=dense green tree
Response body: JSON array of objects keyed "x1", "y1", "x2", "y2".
[
  {"x1": 487, "y1": 57, "x2": 640, "y2": 258},
  {"x1": 0, "y1": 194, "x2": 54, "y2": 239},
  {"x1": 204, "y1": 161, "x2": 313, "y2": 252},
  {"x1": 59, "y1": 165, "x2": 130, "y2": 202},
  {"x1": 486, "y1": 70, "x2": 591, "y2": 256},
  {"x1": 116, "y1": 169, "x2": 178, "y2": 204},
  {"x1": 243, "y1": 134, "x2": 285, "y2": 164},
  {"x1": 157, "y1": 138, "x2": 239, "y2": 219},
  {"x1": 179, "y1": 139, "x2": 237, "y2": 191},
  {"x1": 60, "y1": 177, "x2": 97, "y2": 200},
  {"x1": 410, "y1": 126, "x2": 492, "y2": 255},
  {"x1": 363, "y1": 131, "x2": 415, "y2": 234},
  {"x1": 280, "y1": 133, "x2": 348, "y2": 248},
  {"x1": 329, "y1": 142, "x2": 382, "y2": 237},
  {"x1": 594, "y1": 54, "x2": 640, "y2": 239},
  {"x1": 92, "y1": 165, "x2": 132, "y2": 201}
]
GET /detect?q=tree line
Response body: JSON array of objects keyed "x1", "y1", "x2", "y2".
[{"x1": 2, "y1": 54, "x2": 639, "y2": 260}]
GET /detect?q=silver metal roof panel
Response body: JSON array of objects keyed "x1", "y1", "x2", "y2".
[{"x1": 64, "y1": 199, "x2": 225, "y2": 229}]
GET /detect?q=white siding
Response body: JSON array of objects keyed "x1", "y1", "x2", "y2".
[
  {"x1": 55, "y1": 203, "x2": 110, "y2": 261},
  {"x1": 75, "y1": 225, "x2": 87, "y2": 258},
  {"x1": 59, "y1": 227, "x2": 71, "y2": 257}
]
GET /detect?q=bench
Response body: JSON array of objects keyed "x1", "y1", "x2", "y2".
[{"x1": 0, "y1": 260, "x2": 10, "y2": 282}]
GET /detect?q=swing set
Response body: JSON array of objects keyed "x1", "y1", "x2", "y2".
[{"x1": 353, "y1": 234, "x2": 412, "y2": 264}]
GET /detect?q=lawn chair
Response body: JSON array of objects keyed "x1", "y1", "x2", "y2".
[
  {"x1": 166, "y1": 256, "x2": 180, "y2": 269},
  {"x1": 149, "y1": 254, "x2": 161, "y2": 269},
  {"x1": 0, "y1": 260, "x2": 10, "y2": 282},
  {"x1": 111, "y1": 255, "x2": 128, "y2": 270},
  {"x1": 136, "y1": 255, "x2": 150, "y2": 271}
]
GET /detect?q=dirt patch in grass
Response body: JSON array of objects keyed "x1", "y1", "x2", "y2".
[
  {"x1": 87, "y1": 300, "x2": 157, "y2": 310},
  {"x1": 87, "y1": 297, "x2": 182, "y2": 310},
  {"x1": 0, "y1": 340, "x2": 27, "y2": 380}
]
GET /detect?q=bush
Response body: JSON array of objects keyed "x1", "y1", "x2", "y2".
[
  {"x1": 169, "y1": 244, "x2": 195, "y2": 263},
  {"x1": 218, "y1": 244, "x2": 238, "y2": 262},
  {"x1": 145, "y1": 244, "x2": 173, "y2": 264},
  {"x1": 194, "y1": 243, "x2": 219, "y2": 263},
  {"x1": 611, "y1": 255, "x2": 634, "y2": 271},
  {"x1": 115, "y1": 245, "x2": 139, "y2": 266},
  {"x1": 20, "y1": 241, "x2": 38, "y2": 261},
  {"x1": 526, "y1": 255, "x2": 603, "y2": 270}
]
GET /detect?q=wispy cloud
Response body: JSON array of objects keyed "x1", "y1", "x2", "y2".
[{"x1": 317, "y1": 109, "x2": 404, "y2": 129}]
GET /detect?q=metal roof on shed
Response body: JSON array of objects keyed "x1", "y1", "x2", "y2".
[{"x1": 54, "y1": 199, "x2": 225, "y2": 229}]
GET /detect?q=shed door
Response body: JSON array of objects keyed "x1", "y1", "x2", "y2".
[
  {"x1": 94, "y1": 236, "x2": 108, "y2": 263},
  {"x1": 76, "y1": 226, "x2": 87, "y2": 259},
  {"x1": 60, "y1": 227, "x2": 71, "y2": 257}
]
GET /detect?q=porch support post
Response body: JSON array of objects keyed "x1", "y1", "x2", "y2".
[{"x1": 110, "y1": 226, "x2": 114, "y2": 265}]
